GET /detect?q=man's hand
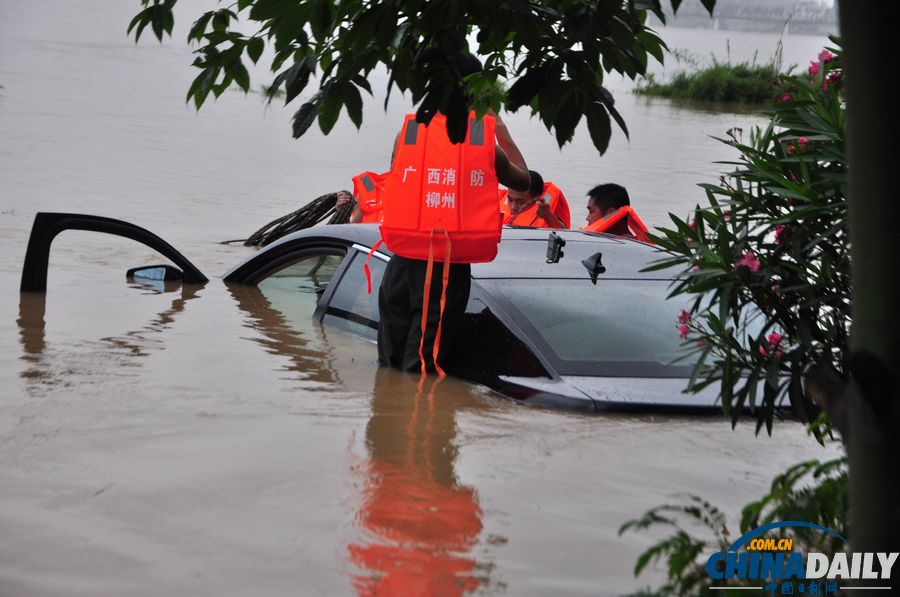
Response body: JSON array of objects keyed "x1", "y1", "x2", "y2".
[
  {"x1": 536, "y1": 198, "x2": 566, "y2": 229},
  {"x1": 336, "y1": 191, "x2": 352, "y2": 207}
]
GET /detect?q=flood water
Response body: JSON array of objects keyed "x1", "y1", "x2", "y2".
[{"x1": 0, "y1": 3, "x2": 841, "y2": 596}]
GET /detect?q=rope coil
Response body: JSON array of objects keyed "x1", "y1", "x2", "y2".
[{"x1": 226, "y1": 190, "x2": 355, "y2": 247}]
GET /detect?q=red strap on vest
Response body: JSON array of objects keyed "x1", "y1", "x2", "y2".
[
  {"x1": 433, "y1": 230, "x2": 451, "y2": 378},
  {"x1": 364, "y1": 240, "x2": 384, "y2": 295},
  {"x1": 418, "y1": 233, "x2": 435, "y2": 377},
  {"x1": 416, "y1": 230, "x2": 451, "y2": 378}
]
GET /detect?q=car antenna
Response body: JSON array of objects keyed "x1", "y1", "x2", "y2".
[
  {"x1": 581, "y1": 252, "x2": 606, "y2": 285},
  {"x1": 546, "y1": 231, "x2": 566, "y2": 264}
]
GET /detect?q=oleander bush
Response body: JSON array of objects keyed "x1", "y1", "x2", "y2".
[{"x1": 623, "y1": 39, "x2": 849, "y2": 597}]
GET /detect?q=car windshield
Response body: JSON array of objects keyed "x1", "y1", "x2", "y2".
[{"x1": 478, "y1": 278, "x2": 698, "y2": 377}]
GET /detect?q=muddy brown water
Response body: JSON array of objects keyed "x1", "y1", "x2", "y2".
[{"x1": 1, "y1": 3, "x2": 840, "y2": 595}]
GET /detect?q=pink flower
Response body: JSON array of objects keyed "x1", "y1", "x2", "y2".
[
  {"x1": 678, "y1": 324, "x2": 690, "y2": 340},
  {"x1": 777, "y1": 94, "x2": 792, "y2": 103},
  {"x1": 734, "y1": 251, "x2": 761, "y2": 273},
  {"x1": 818, "y1": 49, "x2": 833, "y2": 63},
  {"x1": 808, "y1": 60, "x2": 820, "y2": 76},
  {"x1": 678, "y1": 309, "x2": 691, "y2": 324},
  {"x1": 774, "y1": 225, "x2": 786, "y2": 245},
  {"x1": 788, "y1": 137, "x2": 809, "y2": 155},
  {"x1": 759, "y1": 332, "x2": 784, "y2": 358},
  {"x1": 823, "y1": 70, "x2": 842, "y2": 92}
]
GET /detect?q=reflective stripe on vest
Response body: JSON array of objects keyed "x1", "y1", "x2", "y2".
[
  {"x1": 380, "y1": 113, "x2": 500, "y2": 264},
  {"x1": 499, "y1": 182, "x2": 571, "y2": 228},
  {"x1": 352, "y1": 171, "x2": 387, "y2": 224},
  {"x1": 581, "y1": 206, "x2": 652, "y2": 243}
]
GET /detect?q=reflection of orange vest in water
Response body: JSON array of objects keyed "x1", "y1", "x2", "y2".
[
  {"x1": 348, "y1": 376, "x2": 483, "y2": 597},
  {"x1": 499, "y1": 182, "x2": 571, "y2": 228},
  {"x1": 352, "y1": 171, "x2": 387, "y2": 224},
  {"x1": 581, "y1": 206, "x2": 651, "y2": 243},
  {"x1": 380, "y1": 113, "x2": 500, "y2": 264},
  {"x1": 348, "y1": 458, "x2": 482, "y2": 597}
]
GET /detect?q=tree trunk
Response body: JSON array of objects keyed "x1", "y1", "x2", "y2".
[{"x1": 839, "y1": 2, "x2": 900, "y2": 554}]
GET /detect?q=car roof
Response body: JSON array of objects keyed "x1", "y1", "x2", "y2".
[
  {"x1": 248, "y1": 224, "x2": 673, "y2": 281},
  {"x1": 476, "y1": 227, "x2": 668, "y2": 280}
]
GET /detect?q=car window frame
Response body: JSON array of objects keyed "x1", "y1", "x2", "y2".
[
  {"x1": 233, "y1": 241, "x2": 355, "y2": 324},
  {"x1": 315, "y1": 244, "x2": 389, "y2": 333},
  {"x1": 225, "y1": 239, "x2": 352, "y2": 285}
]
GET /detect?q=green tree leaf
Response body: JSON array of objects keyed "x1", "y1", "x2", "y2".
[
  {"x1": 586, "y1": 102, "x2": 611, "y2": 155},
  {"x1": 317, "y1": 86, "x2": 341, "y2": 135},
  {"x1": 342, "y1": 81, "x2": 364, "y2": 129},
  {"x1": 292, "y1": 92, "x2": 322, "y2": 138},
  {"x1": 284, "y1": 57, "x2": 313, "y2": 104},
  {"x1": 310, "y1": 0, "x2": 333, "y2": 42},
  {"x1": 246, "y1": 37, "x2": 264, "y2": 64}
]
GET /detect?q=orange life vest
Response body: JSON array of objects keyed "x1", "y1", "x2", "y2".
[
  {"x1": 380, "y1": 113, "x2": 500, "y2": 264},
  {"x1": 499, "y1": 182, "x2": 571, "y2": 228},
  {"x1": 352, "y1": 171, "x2": 387, "y2": 224},
  {"x1": 581, "y1": 205, "x2": 652, "y2": 243}
]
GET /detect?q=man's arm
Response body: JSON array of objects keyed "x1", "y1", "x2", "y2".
[
  {"x1": 349, "y1": 200, "x2": 363, "y2": 223},
  {"x1": 493, "y1": 113, "x2": 528, "y2": 171},
  {"x1": 491, "y1": 111, "x2": 532, "y2": 192},
  {"x1": 495, "y1": 145, "x2": 531, "y2": 192}
]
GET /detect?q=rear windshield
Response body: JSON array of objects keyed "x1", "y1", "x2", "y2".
[{"x1": 478, "y1": 278, "x2": 697, "y2": 377}]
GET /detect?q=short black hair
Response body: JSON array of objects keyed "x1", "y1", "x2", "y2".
[{"x1": 587, "y1": 183, "x2": 630, "y2": 212}]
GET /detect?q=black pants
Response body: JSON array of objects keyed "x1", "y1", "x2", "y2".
[{"x1": 377, "y1": 255, "x2": 472, "y2": 372}]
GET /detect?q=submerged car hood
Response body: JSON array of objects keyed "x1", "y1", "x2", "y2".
[
  {"x1": 492, "y1": 373, "x2": 723, "y2": 413},
  {"x1": 562, "y1": 375, "x2": 721, "y2": 412}
]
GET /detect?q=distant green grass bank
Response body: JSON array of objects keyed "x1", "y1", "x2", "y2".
[{"x1": 635, "y1": 61, "x2": 781, "y2": 104}]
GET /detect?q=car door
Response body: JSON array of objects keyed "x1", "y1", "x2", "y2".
[{"x1": 318, "y1": 246, "x2": 389, "y2": 341}]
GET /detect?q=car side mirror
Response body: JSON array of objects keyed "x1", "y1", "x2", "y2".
[
  {"x1": 126, "y1": 265, "x2": 184, "y2": 281},
  {"x1": 581, "y1": 252, "x2": 606, "y2": 285}
]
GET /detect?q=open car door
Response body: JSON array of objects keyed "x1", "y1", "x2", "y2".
[{"x1": 20, "y1": 212, "x2": 208, "y2": 292}]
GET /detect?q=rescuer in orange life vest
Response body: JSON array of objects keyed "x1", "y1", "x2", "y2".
[
  {"x1": 378, "y1": 110, "x2": 536, "y2": 372},
  {"x1": 337, "y1": 171, "x2": 388, "y2": 224},
  {"x1": 580, "y1": 183, "x2": 651, "y2": 243},
  {"x1": 498, "y1": 174, "x2": 570, "y2": 229},
  {"x1": 376, "y1": 59, "x2": 535, "y2": 374}
]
